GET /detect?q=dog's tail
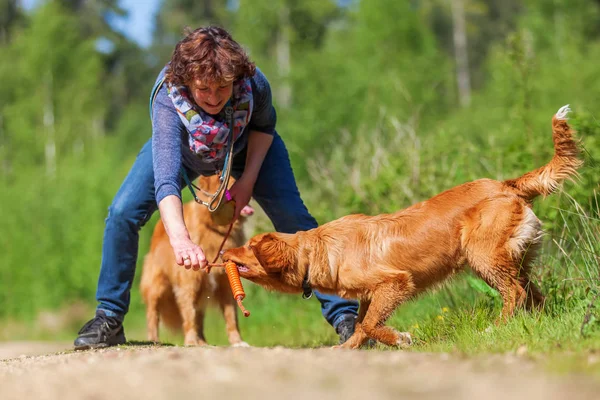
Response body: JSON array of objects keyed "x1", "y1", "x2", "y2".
[{"x1": 503, "y1": 105, "x2": 582, "y2": 201}]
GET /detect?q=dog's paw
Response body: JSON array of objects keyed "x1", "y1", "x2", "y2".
[
  {"x1": 231, "y1": 341, "x2": 250, "y2": 348},
  {"x1": 330, "y1": 344, "x2": 355, "y2": 350},
  {"x1": 183, "y1": 337, "x2": 208, "y2": 346},
  {"x1": 396, "y1": 332, "x2": 412, "y2": 348},
  {"x1": 556, "y1": 104, "x2": 571, "y2": 120}
]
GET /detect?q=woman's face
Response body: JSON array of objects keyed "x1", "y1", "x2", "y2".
[{"x1": 188, "y1": 78, "x2": 233, "y2": 115}]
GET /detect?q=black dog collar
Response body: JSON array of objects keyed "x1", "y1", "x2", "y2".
[{"x1": 302, "y1": 270, "x2": 313, "y2": 300}]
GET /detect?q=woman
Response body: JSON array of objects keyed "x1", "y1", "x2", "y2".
[{"x1": 74, "y1": 26, "x2": 359, "y2": 349}]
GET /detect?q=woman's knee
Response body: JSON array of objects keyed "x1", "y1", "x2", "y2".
[{"x1": 107, "y1": 192, "x2": 157, "y2": 229}]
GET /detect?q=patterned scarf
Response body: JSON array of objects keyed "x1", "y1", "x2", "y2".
[{"x1": 167, "y1": 79, "x2": 253, "y2": 162}]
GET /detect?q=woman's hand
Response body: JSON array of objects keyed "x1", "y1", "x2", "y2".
[
  {"x1": 228, "y1": 174, "x2": 255, "y2": 221},
  {"x1": 170, "y1": 237, "x2": 207, "y2": 271}
]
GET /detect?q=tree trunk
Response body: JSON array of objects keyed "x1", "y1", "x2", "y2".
[
  {"x1": 0, "y1": 0, "x2": 18, "y2": 44},
  {"x1": 44, "y1": 70, "x2": 56, "y2": 178},
  {"x1": 451, "y1": 0, "x2": 471, "y2": 107},
  {"x1": 275, "y1": 4, "x2": 291, "y2": 108},
  {"x1": 0, "y1": 112, "x2": 10, "y2": 176}
]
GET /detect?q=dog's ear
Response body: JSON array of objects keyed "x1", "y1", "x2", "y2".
[{"x1": 251, "y1": 233, "x2": 296, "y2": 272}]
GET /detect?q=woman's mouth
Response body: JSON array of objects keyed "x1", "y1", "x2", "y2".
[{"x1": 205, "y1": 101, "x2": 222, "y2": 109}]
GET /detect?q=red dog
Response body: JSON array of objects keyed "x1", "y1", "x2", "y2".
[
  {"x1": 141, "y1": 175, "x2": 254, "y2": 346},
  {"x1": 223, "y1": 106, "x2": 581, "y2": 349}
]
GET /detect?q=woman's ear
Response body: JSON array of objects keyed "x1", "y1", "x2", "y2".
[{"x1": 251, "y1": 233, "x2": 297, "y2": 272}]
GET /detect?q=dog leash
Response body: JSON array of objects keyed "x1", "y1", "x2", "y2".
[{"x1": 205, "y1": 220, "x2": 235, "y2": 274}]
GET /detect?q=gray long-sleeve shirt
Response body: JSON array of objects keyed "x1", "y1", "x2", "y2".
[{"x1": 150, "y1": 66, "x2": 277, "y2": 205}]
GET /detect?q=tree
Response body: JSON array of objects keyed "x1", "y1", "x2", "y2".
[
  {"x1": 151, "y1": 0, "x2": 231, "y2": 66},
  {"x1": 233, "y1": 0, "x2": 340, "y2": 108},
  {"x1": 0, "y1": 0, "x2": 23, "y2": 44},
  {"x1": 57, "y1": 0, "x2": 126, "y2": 40},
  {"x1": 281, "y1": 0, "x2": 451, "y2": 152},
  {"x1": 451, "y1": 0, "x2": 471, "y2": 107},
  {"x1": 2, "y1": 1, "x2": 107, "y2": 176},
  {"x1": 421, "y1": 0, "x2": 522, "y2": 90},
  {"x1": 0, "y1": 0, "x2": 26, "y2": 176}
]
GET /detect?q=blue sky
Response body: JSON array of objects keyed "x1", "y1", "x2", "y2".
[
  {"x1": 21, "y1": 0, "x2": 162, "y2": 48},
  {"x1": 110, "y1": 0, "x2": 162, "y2": 48}
]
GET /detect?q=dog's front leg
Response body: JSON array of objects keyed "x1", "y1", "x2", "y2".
[
  {"x1": 336, "y1": 299, "x2": 371, "y2": 350},
  {"x1": 360, "y1": 275, "x2": 414, "y2": 348},
  {"x1": 146, "y1": 297, "x2": 160, "y2": 343},
  {"x1": 175, "y1": 289, "x2": 207, "y2": 346}
]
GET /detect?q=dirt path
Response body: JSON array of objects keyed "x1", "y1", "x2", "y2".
[{"x1": 1, "y1": 342, "x2": 599, "y2": 400}]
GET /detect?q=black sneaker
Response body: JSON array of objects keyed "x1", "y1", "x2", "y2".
[
  {"x1": 73, "y1": 310, "x2": 126, "y2": 350},
  {"x1": 336, "y1": 314, "x2": 358, "y2": 344},
  {"x1": 335, "y1": 314, "x2": 376, "y2": 348}
]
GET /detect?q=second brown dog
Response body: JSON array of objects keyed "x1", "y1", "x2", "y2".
[{"x1": 141, "y1": 175, "x2": 254, "y2": 346}]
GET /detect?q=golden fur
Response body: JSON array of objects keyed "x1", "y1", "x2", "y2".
[
  {"x1": 140, "y1": 175, "x2": 253, "y2": 346},
  {"x1": 222, "y1": 106, "x2": 582, "y2": 349}
]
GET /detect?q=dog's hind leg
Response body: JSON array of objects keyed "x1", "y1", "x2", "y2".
[
  {"x1": 356, "y1": 273, "x2": 415, "y2": 348},
  {"x1": 463, "y1": 197, "x2": 543, "y2": 321},
  {"x1": 509, "y1": 206, "x2": 545, "y2": 311},
  {"x1": 175, "y1": 285, "x2": 207, "y2": 346},
  {"x1": 471, "y1": 259, "x2": 526, "y2": 322},
  {"x1": 194, "y1": 297, "x2": 208, "y2": 345},
  {"x1": 517, "y1": 249, "x2": 545, "y2": 311}
]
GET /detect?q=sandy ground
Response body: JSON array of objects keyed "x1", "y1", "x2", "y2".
[{"x1": 1, "y1": 342, "x2": 600, "y2": 400}]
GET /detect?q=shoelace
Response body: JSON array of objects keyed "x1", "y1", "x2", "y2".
[{"x1": 78, "y1": 314, "x2": 114, "y2": 334}]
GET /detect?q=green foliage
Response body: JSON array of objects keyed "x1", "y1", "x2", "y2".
[
  {"x1": 281, "y1": 0, "x2": 452, "y2": 158},
  {"x1": 1, "y1": 1, "x2": 107, "y2": 172},
  {"x1": 151, "y1": 0, "x2": 232, "y2": 65}
]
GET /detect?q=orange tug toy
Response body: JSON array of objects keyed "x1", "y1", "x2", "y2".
[{"x1": 224, "y1": 261, "x2": 250, "y2": 317}]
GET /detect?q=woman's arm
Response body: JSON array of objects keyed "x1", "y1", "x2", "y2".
[
  {"x1": 152, "y1": 75, "x2": 207, "y2": 270},
  {"x1": 228, "y1": 68, "x2": 277, "y2": 218},
  {"x1": 229, "y1": 130, "x2": 273, "y2": 218},
  {"x1": 243, "y1": 130, "x2": 274, "y2": 183}
]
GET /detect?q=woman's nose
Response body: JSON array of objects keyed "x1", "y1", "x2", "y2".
[{"x1": 208, "y1": 89, "x2": 219, "y2": 100}]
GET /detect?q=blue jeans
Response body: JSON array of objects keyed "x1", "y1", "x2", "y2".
[{"x1": 95, "y1": 135, "x2": 358, "y2": 329}]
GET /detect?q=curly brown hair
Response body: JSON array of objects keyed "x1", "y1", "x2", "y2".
[{"x1": 165, "y1": 26, "x2": 256, "y2": 87}]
